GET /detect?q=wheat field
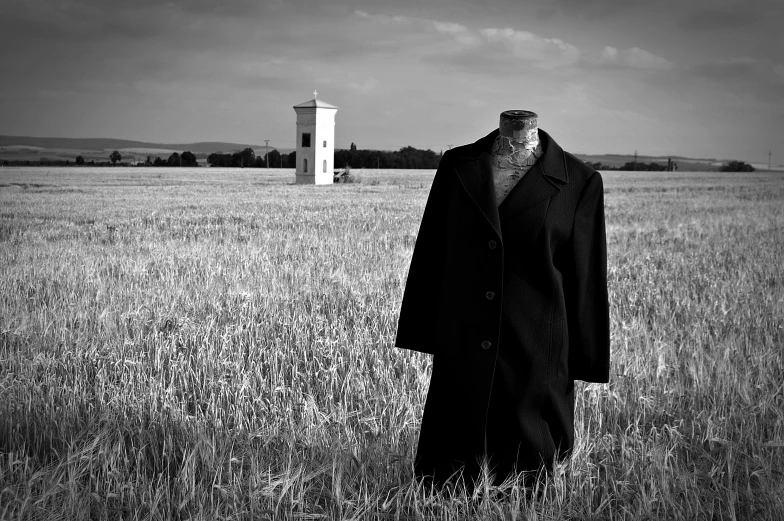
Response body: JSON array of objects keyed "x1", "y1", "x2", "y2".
[{"x1": 1, "y1": 166, "x2": 782, "y2": 520}]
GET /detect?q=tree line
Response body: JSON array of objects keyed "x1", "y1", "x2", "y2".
[
  {"x1": 584, "y1": 160, "x2": 755, "y2": 172},
  {"x1": 206, "y1": 148, "x2": 296, "y2": 168},
  {"x1": 334, "y1": 143, "x2": 442, "y2": 169},
  {"x1": 3, "y1": 147, "x2": 757, "y2": 172},
  {"x1": 718, "y1": 160, "x2": 755, "y2": 172},
  {"x1": 205, "y1": 144, "x2": 443, "y2": 169},
  {"x1": 99, "y1": 150, "x2": 199, "y2": 167},
  {"x1": 0, "y1": 150, "x2": 203, "y2": 167},
  {"x1": 584, "y1": 161, "x2": 672, "y2": 171}
]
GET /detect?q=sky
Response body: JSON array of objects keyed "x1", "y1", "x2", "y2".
[{"x1": 1, "y1": 0, "x2": 782, "y2": 163}]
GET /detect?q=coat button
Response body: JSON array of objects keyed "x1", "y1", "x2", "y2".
[
  {"x1": 488, "y1": 240, "x2": 497, "y2": 250},
  {"x1": 481, "y1": 340, "x2": 492, "y2": 350},
  {"x1": 485, "y1": 291, "x2": 495, "y2": 300}
]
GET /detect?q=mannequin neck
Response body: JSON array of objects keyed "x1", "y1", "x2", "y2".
[
  {"x1": 489, "y1": 110, "x2": 543, "y2": 205},
  {"x1": 497, "y1": 109, "x2": 539, "y2": 150},
  {"x1": 490, "y1": 110, "x2": 542, "y2": 167}
]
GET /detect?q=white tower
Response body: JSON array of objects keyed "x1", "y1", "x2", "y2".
[{"x1": 293, "y1": 91, "x2": 338, "y2": 185}]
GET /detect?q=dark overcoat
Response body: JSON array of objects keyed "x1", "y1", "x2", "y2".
[{"x1": 395, "y1": 128, "x2": 610, "y2": 486}]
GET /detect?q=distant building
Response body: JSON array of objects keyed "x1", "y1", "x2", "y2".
[{"x1": 293, "y1": 91, "x2": 337, "y2": 185}]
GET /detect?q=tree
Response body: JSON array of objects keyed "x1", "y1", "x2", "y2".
[
  {"x1": 207, "y1": 153, "x2": 224, "y2": 167},
  {"x1": 75, "y1": 155, "x2": 85, "y2": 165},
  {"x1": 153, "y1": 156, "x2": 166, "y2": 167},
  {"x1": 167, "y1": 152, "x2": 181, "y2": 166},
  {"x1": 109, "y1": 150, "x2": 122, "y2": 165},
  {"x1": 145, "y1": 156, "x2": 153, "y2": 166},
  {"x1": 719, "y1": 160, "x2": 754, "y2": 172},
  {"x1": 180, "y1": 151, "x2": 198, "y2": 167},
  {"x1": 350, "y1": 142, "x2": 357, "y2": 152},
  {"x1": 265, "y1": 149, "x2": 281, "y2": 168},
  {"x1": 238, "y1": 148, "x2": 255, "y2": 168},
  {"x1": 288, "y1": 151, "x2": 297, "y2": 168},
  {"x1": 618, "y1": 161, "x2": 666, "y2": 171}
]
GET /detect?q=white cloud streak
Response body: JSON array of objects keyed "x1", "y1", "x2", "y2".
[
  {"x1": 354, "y1": 10, "x2": 671, "y2": 72},
  {"x1": 479, "y1": 27, "x2": 581, "y2": 69},
  {"x1": 598, "y1": 46, "x2": 673, "y2": 69}
]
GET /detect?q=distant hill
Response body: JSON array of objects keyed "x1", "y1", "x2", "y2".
[
  {"x1": 571, "y1": 152, "x2": 783, "y2": 172},
  {"x1": 571, "y1": 152, "x2": 720, "y2": 171},
  {"x1": 2, "y1": 134, "x2": 778, "y2": 171},
  {"x1": 0, "y1": 135, "x2": 292, "y2": 155}
]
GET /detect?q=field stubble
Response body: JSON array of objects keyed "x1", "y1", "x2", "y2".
[{"x1": 0, "y1": 167, "x2": 782, "y2": 519}]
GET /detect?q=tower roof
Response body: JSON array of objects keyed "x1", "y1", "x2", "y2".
[{"x1": 293, "y1": 98, "x2": 338, "y2": 110}]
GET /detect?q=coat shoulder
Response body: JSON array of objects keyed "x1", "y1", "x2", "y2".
[
  {"x1": 432, "y1": 144, "x2": 477, "y2": 181},
  {"x1": 563, "y1": 151, "x2": 603, "y2": 198},
  {"x1": 448, "y1": 142, "x2": 476, "y2": 157},
  {"x1": 564, "y1": 150, "x2": 599, "y2": 184}
]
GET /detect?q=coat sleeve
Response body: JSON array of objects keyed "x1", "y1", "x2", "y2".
[
  {"x1": 394, "y1": 154, "x2": 451, "y2": 355},
  {"x1": 565, "y1": 171, "x2": 610, "y2": 382}
]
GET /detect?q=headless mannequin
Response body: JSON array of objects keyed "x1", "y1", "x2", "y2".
[{"x1": 490, "y1": 110, "x2": 543, "y2": 205}]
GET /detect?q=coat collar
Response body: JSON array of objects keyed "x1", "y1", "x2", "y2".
[{"x1": 451, "y1": 128, "x2": 569, "y2": 238}]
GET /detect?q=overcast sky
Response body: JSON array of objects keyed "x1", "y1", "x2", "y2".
[{"x1": 1, "y1": 0, "x2": 782, "y2": 162}]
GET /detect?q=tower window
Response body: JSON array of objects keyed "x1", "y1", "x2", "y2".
[
  {"x1": 303, "y1": 158, "x2": 308, "y2": 172},
  {"x1": 323, "y1": 160, "x2": 327, "y2": 173},
  {"x1": 302, "y1": 133, "x2": 311, "y2": 147},
  {"x1": 323, "y1": 140, "x2": 327, "y2": 148}
]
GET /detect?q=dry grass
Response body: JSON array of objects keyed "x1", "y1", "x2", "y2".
[{"x1": 1, "y1": 166, "x2": 782, "y2": 520}]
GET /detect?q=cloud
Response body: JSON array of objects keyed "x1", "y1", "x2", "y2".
[
  {"x1": 354, "y1": 11, "x2": 580, "y2": 69},
  {"x1": 596, "y1": 46, "x2": 672, "y2": 70},
  {"x1": 432, "y1": 21, "x2": 481, "y2": 45},
  {"x1": 354, "y1": 10, "x2": 479, "y2": 45},
  {"x1": 353, "y1": 10, "x2": 675, "y2": 74},
  {"x1": 479, "y1": 28, "x2": 581, "y2": 69}
]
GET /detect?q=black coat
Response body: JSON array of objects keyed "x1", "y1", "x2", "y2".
[{"x1": 395, "y1": 128, "x2": 610, "y2": 486}]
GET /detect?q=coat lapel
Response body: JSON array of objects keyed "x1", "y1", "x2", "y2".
[
  {"x1": 498, "y1": 128, "x2": 569, "y2": 221},
  {"x1": 452, "y1": 128, "x2": 570, "y2": 238},
  {"x1": 453, "y1": 131, "x2": 502, "y2": 238}
]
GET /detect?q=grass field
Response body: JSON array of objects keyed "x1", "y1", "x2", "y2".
[{"x1": 1, "y1": 166, "x2": 783, "y2": 520}]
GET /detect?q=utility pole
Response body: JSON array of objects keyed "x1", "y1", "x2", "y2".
[
  {"x1": 264, "y1": 140, "x2": 270, "y2": 168},
  {"x1": 633, "y1": 150, "x2": 638, "y2": 171}
]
